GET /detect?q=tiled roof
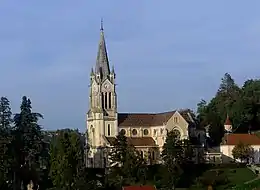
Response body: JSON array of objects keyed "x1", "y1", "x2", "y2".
[
  {"x1": 106, "y1": 137, "x2": 156, "y2": 146},
  {"x1": 223, "y1": 134, "x2": 260, "y2": 145},
  {"x1": 118, "y1": 111, "x2": 175, "y2": 127},
  {"x1": 118, "y1": 109, "x2": 195, "y2": 127},
  {"x1": 224, "y1": 115, "x2": 232, "y2": 125},
  {"x1": 123, "y1": 186, "x2": 156, "y2": 190}
]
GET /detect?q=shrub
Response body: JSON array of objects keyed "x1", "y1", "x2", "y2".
[
  {"x1": 215, "y1": 175, "x2": 229, "y2": 186},
  {"x1": 215, "y1": 170, "x2": 224, "y2": 176}
]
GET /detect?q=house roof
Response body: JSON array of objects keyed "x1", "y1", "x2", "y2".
[
  {"x1": 106, "y1": 137, "x2": 156, "y2": 147},
  {"x1": 223, "y1": 134, "x2": 260, "y2": 145},
  {"x1": 122, "y1": 186, "x2": 156, "y2": 190},
  {"x1": 118, "y1": 109, "x2": 195, "y2": 127}
]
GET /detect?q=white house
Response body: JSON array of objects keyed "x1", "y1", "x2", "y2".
[{"x1": 220, "y1": 133, "x2": 260, "y2": 163}]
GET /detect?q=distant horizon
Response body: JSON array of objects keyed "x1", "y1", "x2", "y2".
[{"x1": 1, "y1": 0, "x2": 260, "y2": 132}]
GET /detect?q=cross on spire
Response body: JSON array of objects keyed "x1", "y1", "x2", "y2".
[{"x1": 100, "y1": 18, "x2": 104, "y2": 31}]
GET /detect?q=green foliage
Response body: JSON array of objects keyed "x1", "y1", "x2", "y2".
[
  {"x1": 12, "y1": 96, "x2": 45, "y2": 189},
  {"x1": 108, "y1": 131, "x2": 147, "y2": 188},
  {"x1": 197, "y1": 73, "x2": 260, "y2": 145},
  {"x1": 0, "y1": 97, "x2": 13, "y2": 189},
  {"x1": 161, "y1": 131, "x2": 193, "y2": 189},
  {"x1": 49, "y1": 129, "x2": 87, "y2": 189},
  {"x1": 13, "y1": 96, "x2": 44, "y2": 166},
  {"x1": 232, "y1": 142, "x2": 254, "y2": 163}
]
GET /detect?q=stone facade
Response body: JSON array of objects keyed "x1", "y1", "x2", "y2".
[{"x1": 86, "y1": 23, "x2": 205, "y2": 168}]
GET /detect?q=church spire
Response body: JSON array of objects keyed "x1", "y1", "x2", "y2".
[{"x1": 95, "y1": 19, "x2": 110, "y2": 80}]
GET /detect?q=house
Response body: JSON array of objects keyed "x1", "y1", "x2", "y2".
[{"x1": 220, "y1": 133, "x2": 260, "y2": 163}]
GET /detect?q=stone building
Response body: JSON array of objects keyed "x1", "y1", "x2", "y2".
[{"x1": 86, "y1": 22, "x2": 205, "y2": 168}]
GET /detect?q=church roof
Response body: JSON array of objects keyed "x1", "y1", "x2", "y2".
[
  {"x1": 118, "y1": 110, "x2": 195, "y2": 127},
  {"x1": 106, "y1": 137, "x2": 156, "y2": 147}
]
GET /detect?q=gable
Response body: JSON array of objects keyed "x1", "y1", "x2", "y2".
[
  {"x1": 172, "y1": 111, "x2": 189, "y2": 126},
  {"x1": 101, "y1": 78, "x2": 113, "y2": 91}
]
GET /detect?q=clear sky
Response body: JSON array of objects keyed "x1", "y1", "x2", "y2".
[{"x1": 1, "y1": 1, "x2": 260, "y2": 132}]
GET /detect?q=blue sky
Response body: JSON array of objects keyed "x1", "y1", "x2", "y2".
[{"x1": 1, "y1": 1, "x2": 260, "y2": 132}]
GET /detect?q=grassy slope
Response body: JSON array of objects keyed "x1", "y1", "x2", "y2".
[{"x1": 190, "y1": 167, "x2": 256, "y2": 190}]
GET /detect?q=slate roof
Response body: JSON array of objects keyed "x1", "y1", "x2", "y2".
[
  {"x1": 106, "y1": 137, "x2": 156, "y2": 147},
  {"x1": 118, "y1": 109, "x2": 195, "y2": 127},
  {"x1": 95, "y1": 22, "x2": 110, "y2": 80}
]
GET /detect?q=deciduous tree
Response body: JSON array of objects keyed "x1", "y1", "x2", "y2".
[
  {"x1": 232, "y1": 142, "x2": 253, "y2": 163},
  {"x1": 161, "y1": 131, "x2": 185, "y2": 190},
  {"x1": 108, "y1": 131, "x2": 146, "y2": 187},
  {"x1": 49, "y1": 129, "x2": 86, "y2": 190}
]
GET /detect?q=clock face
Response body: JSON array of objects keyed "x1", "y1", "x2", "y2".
[{"x1": 104, "y1": 84, "x2": 108, "y2": 89}]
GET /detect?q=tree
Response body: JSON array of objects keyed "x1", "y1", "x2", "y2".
[
  {"x1": 0, "y1": 97, "x2": 13, "y2": 189},
  {"x1": 49, "y1": 129, "x2": 86, "y2": 190},
  {"x1": 108, "y1": 131, "x2": 146, "y2": 187},
  {"x1": 197, "y1": 73, "x2": 243, "y2": 145},
  {"x1": 13, "y1": 96, "x2": 44, "y2": 189},
  {"x1": 161, "y1": 131, "x2": 185, "y2": 190},
  {"x1": 232, "y1": 142, "x2": 253, "y2": 163}
]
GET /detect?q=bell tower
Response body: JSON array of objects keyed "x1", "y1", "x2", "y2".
[
  {"x1": 224, "y1": 114, "x2": 232, "y2": 133},
  {"x1": 86, "y1": 20, "x2": 118, "y2": 168}
]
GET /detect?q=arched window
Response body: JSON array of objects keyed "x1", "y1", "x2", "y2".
[
  {"x1": 140, "y1": 151, "x2": 143, "y2": 158},
  {"x1": 120, "y1": 129, "x2": 126, "y2": 135},
  {"x1": 91, "y1": 125, "x2": 95, "y2": 145},
  {"x1": 173, "y1": 129, "x2": 181, "y2": 140},
  {"x1": 101, "y1": 93, "x2": 105, "y2": 109},
  {"x1": 153, "y1": 129, "x2": 157, "y2": 136},
  {"x1": 160, "y1": 128, "x2": 164, "y2": 135},
  {"x1": 132, "y1": 129, "x2": 137, "y2": 136},
  {"x1": 143, "y1": 129, "x2": 149, "y2": 135},
  {"x1": 108, "y1": 92, "x2": 112, "y2": 109},
  {"x1": 104, "y1": 92, "x2": 108, "y2": 109},
  {"x1": 103, "y1": 157, "x2": 107, "y2": 167},
  {"x1": 152, "y1": 151, "x2": 155, "y2": 160},
  {"x1": 107, "y1": 124, "x2": 111, "y2": 136}
]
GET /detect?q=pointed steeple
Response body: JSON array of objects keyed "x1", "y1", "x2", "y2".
[
  {"x1": 95, "y1": 19, "x2": 110, "y2": 80},
  {"x1": 224, "y1": 114, "x2": 231, "y2": 125},
  {"x1": 224, "y1": 114, "x2": 232, "y2": 133}
]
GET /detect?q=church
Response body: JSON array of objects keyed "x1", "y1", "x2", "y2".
[{"x1": 86, "y1": 22, "x2": 205, "y2": 168}]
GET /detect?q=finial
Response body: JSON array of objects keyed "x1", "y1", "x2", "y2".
[
  {"x1": 91, "y1": 67, "x2": 94, "y2": 75},
  {"x1": 100, "y1": 18, "x2": 104, "y2": 31},
  {"x1": 112, "y1": 65, "x2": 115, "y2": 73}
]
